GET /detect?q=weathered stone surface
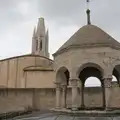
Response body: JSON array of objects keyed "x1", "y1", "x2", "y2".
[
  {"x1": 14, "y1": 114, "x2": 120, "y2": 120},
  {"x1": 113, "y1": 117, "x2": 120, "y2": 120},
  {"x1": 57, "y1": 115, "x2": 74, "y2": 120},
  {"x1": 75, "y1": 117, "x2": 92, "y2": 120}
]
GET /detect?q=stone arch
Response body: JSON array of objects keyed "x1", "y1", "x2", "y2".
[
  {"x1": 108, "y1": 64, "x2": 120, "y2": 108},
  {"x1": 78, "y1": 62, "x2": 105, "y2": 109},
  {"x1": 112, "y1": 64, "x2": 120, "y2": 86},
  {"x1": 56, "y1": 66, "x2": 71, "y2": 108},
  {"x1": 77, "y1": 62, "x2": 104, "y2": 78},
  {"x1": 56, "y1": 66, "x2": 70, "y2": 85}
]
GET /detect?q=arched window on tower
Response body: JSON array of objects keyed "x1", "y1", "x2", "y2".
[
  {"x1": 40, "y1": 40, "x2": 42, "y2": 51},
  {"x1": 36, "y1": 40, "x2": 38, "y2": 51}
]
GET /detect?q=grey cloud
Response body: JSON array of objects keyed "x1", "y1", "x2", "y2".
[
  {"x1": 0, "y1": 0, "x2": 120, "y2": 59},
  {"x1": 33, "y1": 0, "x2": 120, "y2": 31},
  {"x1": 36, "y1": 0, "x2": 85, "y2": 25},
  {"x1": 1, "y1": 0, "x2": 120, "y2": 27},
  {"x1": 0, "y1": 0, "x2": 38, "y2": 29}
]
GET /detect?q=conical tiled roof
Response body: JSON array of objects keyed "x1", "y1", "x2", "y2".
[{"x1": 54, "y1": 25, "x2": 120, "y2": 55}]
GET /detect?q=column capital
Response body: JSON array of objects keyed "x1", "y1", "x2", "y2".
[
  {"x1": 103, "y1": 78, "x2": 112, "y2": 88},
  {"x1": 55, "y1": 82, "x2": 61, "y2": 88},
  {"x1": 103, "y1": 74, "x2": 112, "y2": 79},
  {"x1": 61, "y1": 84, "x2": 67, "y2": 91},
  {"x1": 69, "y1": 78, "x2": 79, "y2": 87},
  {"x1": 61, "y1": 84, "x2": 67, "y2": 87},
  {"x1": 69, "y1": 78, "x2": 79, "y2": 81}
]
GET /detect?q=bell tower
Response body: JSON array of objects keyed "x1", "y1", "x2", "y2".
[{"x1": 32, "y1": 17, "x2": 49, "y2": 58}]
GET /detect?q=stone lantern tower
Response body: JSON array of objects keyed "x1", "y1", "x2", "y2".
[{"x1": 53, "y1": 3, "x2": 120, "y2": 110}]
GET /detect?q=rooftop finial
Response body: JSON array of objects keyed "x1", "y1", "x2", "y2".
[{"x1": 86, "y1": 0, "x2": 91, "y2": 25}]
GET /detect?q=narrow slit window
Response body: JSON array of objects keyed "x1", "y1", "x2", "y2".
[
  {"x1": 40, "y1": 40, "x2": 42, "y2": 50},
  {"x1": 36, "y1": 40, "x2": 38, "y2": 50}
]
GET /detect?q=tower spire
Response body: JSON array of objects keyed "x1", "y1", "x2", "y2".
[
  {"x1": 86, "y1": 0, "x2": 91, "y2": 25},
  {"x1": 31, "y1": 17, "x2": 49, "y2": 58}
]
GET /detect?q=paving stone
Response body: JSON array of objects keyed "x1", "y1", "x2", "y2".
[
  {"x1": 13, "y1": 112, "x2": 120, "y2": 120},
  {"x1": 113, "y1": 117, "x2": 120, "y2": 120},
  {"x1": 56, "y1": 115, "x2": 74, "y2": 120},
  {"x1": 39, "y1": 116, "x2": 58, "y2": 120},
  {"x1": 74, "y1": 117, "x2": 113, "y2": 120},
  {"x1": 91, "y1": 117, "x2": 112, "y2": 120},
  {"x1": 75, "y1": 117, "x2": 91, "y2": 120}
]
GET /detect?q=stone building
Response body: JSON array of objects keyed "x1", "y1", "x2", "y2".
[
  {"x1": 54, "y1": 24, "x2": 120, "y2": 110},
  {"x1": 0, "y1": 18, "x2": 56, "y2": 113},
  {"x1": 0, "y1": 13, "x2": 120, "y2": 113}
]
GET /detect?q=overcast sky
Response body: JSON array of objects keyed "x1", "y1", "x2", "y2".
[{"x1": 0, "y1": 0, "x2": 120, "y2": 60}]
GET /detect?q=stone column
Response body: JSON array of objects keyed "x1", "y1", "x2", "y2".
[
  {"x1": 56, "y1": 83, "x2": 61, "y2": 109},
  {"x1": 70, "y1": 78, "x2": 79, "y2": 111},
  {"x1": 118, "y1": 78, "x2": 120, "y2": 87},
  {"x1": 101, "y1": 82, "x2": 106, "y2": 108},
  {"x1": 104, "y1": 77, "x2": 112, "y2": 110},
  {"x1": 81, "y1": 83, "x2": 85, "y2": 109},
  {"x1": 32, "y1": 89, "x2": 40, "y2": 110},
  {"x1": 78, "y1": 80, "x2": 84, "y2": 109},
  {"x1": 61, "y1": 85, "x2": 67, "y2": 108}
]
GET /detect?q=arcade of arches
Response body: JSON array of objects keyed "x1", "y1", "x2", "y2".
[
  {"x1": 55, "y1": 63, "x2": 120, "y2": 110},
  {"x1": 53, "y1": 24, "x2": 120, "y2": 111}
]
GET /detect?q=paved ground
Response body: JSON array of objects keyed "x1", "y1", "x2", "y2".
[
  {"x1": 12, "y1": 111, "x2": 120, "y2": 120},
  {"x1": 14, "y1": 115, "x2": 120, "y2": 120}
]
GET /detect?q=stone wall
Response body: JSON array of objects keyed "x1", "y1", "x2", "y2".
[
  {"x1": 26, "y1": 71, "x2": 55, "y2": 88},
  {"x1": 33, "y1": 88, "x2": 56, "y2": 110},
  {"x1": 65, "y1": 86, "x2": 120, "y2": 109},
  {"x1": 54, "y1": 47, "x2": 120, "y2": 73},
  {"x1": 0, "y1": 86, "x2": 120, "y2": 113},
  {"x1": 109, "y1": 87, "x2": 120, "y2": 108},
  {"x1": 83, "y1": 86, "x2": 120, "y2": 109},
  {"x1": 84, "y1": 87, "x2": 103, "y2": 108},
  {"x1": 0, "y1": 89, "x2": 33, "y2": 113},
  {"x1": 0, "y1": 88, "x2": 56, "y2": 113},
  {"x1": 0, "y1": 55, "x2": 55, "y2": 88},
  {"x1": 65, "y1": 87, "x2": 103, "y2": 109}
]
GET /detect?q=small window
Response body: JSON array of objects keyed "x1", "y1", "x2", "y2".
[
  {"x1": 40, "y1": 40, "x2": 42, "y2": 50},
  {"x1": 36, "y1": 40, "x2": 38, "y2": 50}
]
